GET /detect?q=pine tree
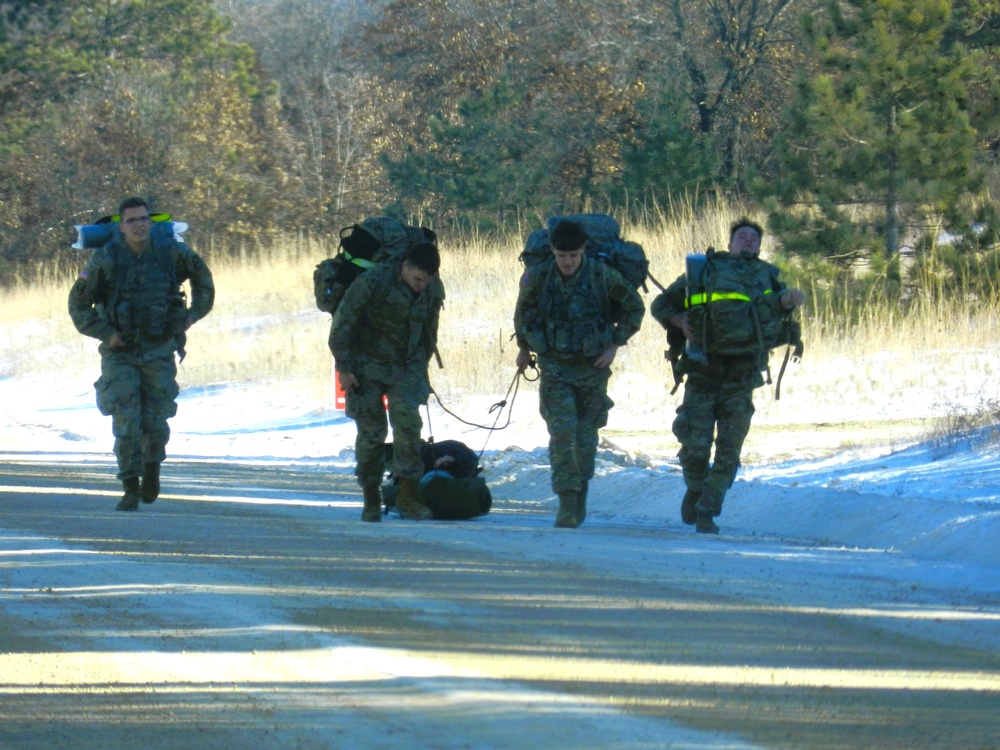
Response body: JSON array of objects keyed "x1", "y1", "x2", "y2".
[{"x1": 762, "y1": 0, "x2": 996, "y2": 264}]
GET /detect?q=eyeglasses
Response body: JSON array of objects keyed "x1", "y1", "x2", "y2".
[{"x1": 122, "y1": 216, "x2": 151, "y2": 226}]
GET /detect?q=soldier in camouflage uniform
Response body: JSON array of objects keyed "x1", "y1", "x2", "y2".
[
  {"x1": 330, "y1": 241, "x2": 445, "y2": 522},
  {"x1": 651, "y1": 219, "x2": 803, "y2": 534},
  {"x1": 69, "y1": 197, "x2": 215, "y2": 511},
  {"x1": 514, "y1": 219, "x2": 645, "y2": 528}
]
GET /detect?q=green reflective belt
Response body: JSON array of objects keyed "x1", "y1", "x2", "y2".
[
  {"x1": 343, "y1": 252, "x2": 377, "y2": 270},
  {"x1": 686, "y1": 289, "x2": 771, "y2": 308}
]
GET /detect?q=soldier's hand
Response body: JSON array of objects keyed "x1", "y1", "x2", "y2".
[
  {"x1": 669, "y1": 313, "x2": 696, "y2": 342},
  {"x1": 781, "y1": 289, "x2": 805, "y2": 310},
  {"x1": 109, "y1": 332, "x2": 126, "y2": 350},
  {"x1": 515, "y1": 348, "x2": 533, "y2": 373},
  {"x1": 593, "y1": 344, "x2": 619, "y2": 369},
  {"x1": 339, "y1": 372, "x2": 359, "y2": 392}
]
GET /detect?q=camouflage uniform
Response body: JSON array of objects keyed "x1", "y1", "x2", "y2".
[
  {"x1": 651, "y1": 254, "x2": 790, "y2": 517},
  {"x1": 514, "y1": 258, "x2": 645, "y2": 494},
  {"x1": 330, "y1": 261, "x2": 445, "y2": 489},
  {"x1": 68, "y1": 228, "x2": 214, "y2": 482}
]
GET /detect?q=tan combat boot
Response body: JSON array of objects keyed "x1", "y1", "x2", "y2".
[
  {"x1": 554, "y1": 491, "x2": 578, "y2": 528},
  {"x1": 396, "y1": 477, "x2": 433, "y2": 520},
  {"x1": 361, "y1": 485, "x2": 382, "y2": 522}
]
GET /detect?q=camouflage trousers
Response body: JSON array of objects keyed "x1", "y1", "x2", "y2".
[
  {"x1": 345, "y1": 374, "x2": 425, "y2": 488},
  {"x1": 538, "y1": 368, "x2": 613, "y2": 494},
  {"x1": 672, "y1": 382, "x2": 755, "y2": 516},
  {"x1": 94, "y1": 347, "x2": 179, "y2": 481}
]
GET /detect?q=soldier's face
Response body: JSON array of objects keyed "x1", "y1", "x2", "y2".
[
  {"x1": 729, "y1": 226, "x2": 761, "y2": 257},
  {"x1": 401, "y1": 261, "x2": 433, "y2": 293},
  {"x1": 119, "y1": 206, "x2": 152, "y2": 248},
  {"x1": 552, "y1": 245, "x2": 585, "y2": 278}
]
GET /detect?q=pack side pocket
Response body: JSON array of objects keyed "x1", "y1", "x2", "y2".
[{"x1": 705, "y1": 300, "x2": 755, "y2": 351}]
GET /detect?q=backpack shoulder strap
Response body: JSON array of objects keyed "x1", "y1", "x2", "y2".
[
  {"x1": 106, "y1": 239, "x2": 130, "y2": 307},
  {"x1": 142, "y1": 229, "x2": 181, "y2": 287},
  {"x1": 588, "y1": 258, "x2": 611, "y2": 319},
  {"x1": 522, "y1": 256, "x2": 553, "y2": 295}
]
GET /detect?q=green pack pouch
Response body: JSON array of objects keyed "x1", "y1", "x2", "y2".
[{"x1": 690, "y1": 297, "x2": 757, "y2": 355}]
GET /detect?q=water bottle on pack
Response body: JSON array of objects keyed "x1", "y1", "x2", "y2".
[{"x1": 685, "y1": 253, "x2": 708, "y2": 363}]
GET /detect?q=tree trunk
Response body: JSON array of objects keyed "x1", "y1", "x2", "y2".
[{"x1": 885, "y1": 100, "x2": 900, "y2": 255}]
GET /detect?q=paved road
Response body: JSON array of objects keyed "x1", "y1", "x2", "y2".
[{"x1": 0, "y1": 455, "x2": 998, "y2": 749}]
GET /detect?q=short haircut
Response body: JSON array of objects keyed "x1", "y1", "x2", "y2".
[
  {"x1": 729, "y1": 217, "x2": 763, "y2": 242},
  {"x1": 405, "y1": 240, "x2": 441, "y2": 276},
  {"x1": 549, "y1": 219, "x2": 588, "y2": 252},
  {"x1": 118, "y1": 196, "x2": 150, "y2": 216}
]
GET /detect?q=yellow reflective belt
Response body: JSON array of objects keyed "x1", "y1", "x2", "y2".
[
  {"x1": 343, "y1": 251, "x2": 377, "y2": 270},
  {"x1": 685, "y1": 289, "x2": 771, "y2": 308}
]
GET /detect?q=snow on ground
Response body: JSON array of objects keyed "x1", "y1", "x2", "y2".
[
  {"x1": 3, "y1": 372, "x2": 998, "y2": 581},
  {"x1": 2, "y1": 370, "x2": 999, "y2": 748}
]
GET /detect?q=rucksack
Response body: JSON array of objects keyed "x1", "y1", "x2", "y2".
[
  {"x1": 519, "y1": 213, "x2": 650, "y2": 291},
  {"x1": 677, "y1": 247, "x2": 804, "y2": 399},
  {"x1": 314, "y1": 216, "x2": 437, "y2": 315},
  {"x1": 381, "y1": 474, "x2": 492, "y2": 520},
  {"x1": 420, "y1": 439, "x2": 482, "y2": 479},
  {"x1": 380, "y1": 439, "x2": 491, "y2": 521},
  {"x1": 684, "y1": 248, "x2": 802, "y2": 360}
]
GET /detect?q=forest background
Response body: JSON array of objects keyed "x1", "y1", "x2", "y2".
[{"x1": 4, "y1": 0, "x2": 1000, "y2": 298}]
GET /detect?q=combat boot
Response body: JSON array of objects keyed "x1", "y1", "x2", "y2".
[
  {"x1": 554, "y1": 491, "x2": 579, "y2": 528},
  {"x1": 116, "y1": 477, "x2": 141, "y2": 512},
  {"x1": 140, "y1": 462, "x2": 160, "y2": 504},
  {"x1": 576, "y1": 481, "x2": 589, "y2": 526},
  {"x1": 680, "y1": 489, "x2": 701, "y2": 526},
  {"x1": 695, "y1": 512, "x2": 719, "y2": 535},
  {"x1": 694, "y1": 488, "x2": 721, "y2": 534},
  {"x1": 694, "y1": 487, "x2": 723, "y2": 517},
  {"x1": 396, "y1": 477, "x2": 433, "y2": 520},
  {"x1": 361, "y1": 485, "x2": 382, "y2": 522}
]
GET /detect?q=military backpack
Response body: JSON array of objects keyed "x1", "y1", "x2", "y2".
[
  {"x1": 684, "y1": 247, "x2": 802, "y2": 362},
  {"x1": 73, "y1": 212, "x2": 185, "y2": 250},
  {"x1": 519, "y1": 213, "x2": 650, "y2": 292},
  {"x1": 380, "y1": 439, "x2": 492, "y2": 521},
  {"x1": 314, "y1": 217, "x2": 437, "y2": 316}
]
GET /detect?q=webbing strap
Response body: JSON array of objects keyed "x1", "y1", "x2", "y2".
[
  {"x1": 775, "y1": 345, "x2": 792, "y2": 400},
  {"x1": 685, "y1": 289, "x2": 772, "y2": 307}
]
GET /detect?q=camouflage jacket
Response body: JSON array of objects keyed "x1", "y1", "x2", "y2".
[
  {"x1": 330, "y1": 261, "x2": 445, "y2": 385},
  {"x1": 68, "y1": 230, "x2": 214, "y2": 353},
  {"x1": 514, "y1": 257, "x2": 645, "y2": 379}
]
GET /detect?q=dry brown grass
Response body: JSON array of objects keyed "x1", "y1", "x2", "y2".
[{"x1": 4, "y1": 201, "x2": 999, "y2": 441}]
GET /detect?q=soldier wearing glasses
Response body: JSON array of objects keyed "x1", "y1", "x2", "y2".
[{"x1": 69, "y1": 197, "x2": 214, "y2": 511}]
